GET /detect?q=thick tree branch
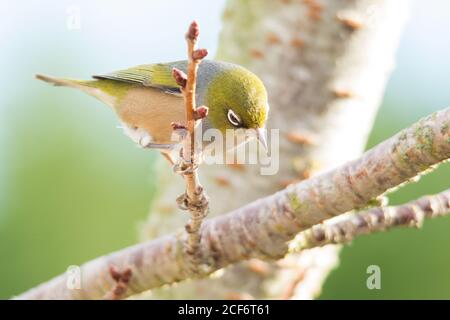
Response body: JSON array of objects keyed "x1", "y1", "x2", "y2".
[
  {"x1": 290, "y1": 189, "x2": 450, "y2": 252},
  {"x1": 15, "y1": 107, "x2": 449, "y2": 299}
]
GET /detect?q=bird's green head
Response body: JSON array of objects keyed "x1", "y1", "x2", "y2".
[{"x1": 205, "y1": 65, "x2": 269, "y2": 145}]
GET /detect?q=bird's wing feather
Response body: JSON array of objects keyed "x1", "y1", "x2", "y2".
[{"x1": 93, "y1": 61, "x2": 187, "y2": 95}]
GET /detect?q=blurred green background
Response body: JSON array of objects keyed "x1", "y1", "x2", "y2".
[{"x1": 0, "y1": 0, "x2": 449, "y2": 299}]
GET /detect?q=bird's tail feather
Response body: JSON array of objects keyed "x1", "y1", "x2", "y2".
[
  {"x1": 36, "y1": 74, "x2": 92, "y2": 91},
  {"x1": 35, "y1": 74, "x2": 88, "y2": 89},
  {"x1": 35, "y1": 74, "x2": 116, "y2": 107}
]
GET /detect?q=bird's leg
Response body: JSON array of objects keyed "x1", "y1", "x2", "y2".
[
  {"x1": 169, "y1": 122, "x2": 195, "y2": 174},
  {"x1": 161, "y1": 152, "x2": 176, "y2": 166}
]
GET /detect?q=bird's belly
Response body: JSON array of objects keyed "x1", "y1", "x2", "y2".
[{"x1": 115, "y1": 87, "x2": 185, "y2": 145}]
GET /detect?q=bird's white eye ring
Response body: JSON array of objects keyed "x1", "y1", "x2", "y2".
[{"x1": 227, "y1": 109, "x2": 241, "y2": 127}]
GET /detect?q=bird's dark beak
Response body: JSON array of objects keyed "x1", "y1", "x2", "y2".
[{"x1": 256, "y1": 128, "x2": 267, "y2": 150}]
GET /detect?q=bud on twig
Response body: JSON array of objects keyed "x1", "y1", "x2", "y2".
[
  {"x1": 172, "y1": 68, "x2": 187, "y2": 88},
  {"x1": 105, "y1": 266, "x2": 132, "y2": 300},
  {"x1": 192, "y1": 48, "x2": 208, "y2": 60},
  {"x1": 186, "y1": 20, "x2": 200, "y2": 41},
  {"x1": 193, "y1": 106, "x2": 209, "y2": 120}
]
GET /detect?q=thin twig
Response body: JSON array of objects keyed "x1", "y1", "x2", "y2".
[
  {"x1": 289, "y1": 189, "x2": 450, "y2": 252},
  {"x1": 172, "y1": 21, "x2": 210, "y2": 274}
]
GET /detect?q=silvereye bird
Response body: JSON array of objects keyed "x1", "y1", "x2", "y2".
[{"x1": 36, "y1": 60, "x2": 269, "y2": 155}]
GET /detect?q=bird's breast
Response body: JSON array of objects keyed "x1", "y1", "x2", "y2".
[{"x1": 114, "y1": 86, "x2": 185, "y2": 145}]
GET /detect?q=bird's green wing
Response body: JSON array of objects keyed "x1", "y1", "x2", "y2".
[{"x1": 93, "y1": 61, "x2": 187, "y2": 95}]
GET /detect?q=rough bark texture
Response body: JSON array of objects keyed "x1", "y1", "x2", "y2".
[
  {"x1": 291, "y1": 189, "x2": 450, "y2": 251},
  {"x1": 143, "y1": 0, "x2": 409, "y2": 299},
  {"x1": 16, "y1": 105, "x2": 449, "y2": 300}
]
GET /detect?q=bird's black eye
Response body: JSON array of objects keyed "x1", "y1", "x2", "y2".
[{"x1": 227, "y1": 109, "x2": 241, "y2": 127}]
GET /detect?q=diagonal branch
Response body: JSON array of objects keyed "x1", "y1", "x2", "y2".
[
  {"x1": 289, "y1": 189, "x2": 450, "y2": 252},
  {"x1": 15, "y1": 107, "x2": 450, "y2": 299}
]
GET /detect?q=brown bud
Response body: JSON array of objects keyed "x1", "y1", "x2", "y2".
[
  {"x1": 192, "y1": 48, "x2": 208, "y2": 60},
  {"x1": 109, "y1": 266, "x2": 121, "y2": 282},
  {"x1": 121, "y1": 268, "x2": 132, "y2": 283},
  {"x1": 193, "y1": 106, "x2": 209, "y2": 120},
  {"x1": 186, "y1": 20, "x2": 200, "y2": 41},
  {"x1": 172, "y1": 68, "x2": 187, "y2": 88}
]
